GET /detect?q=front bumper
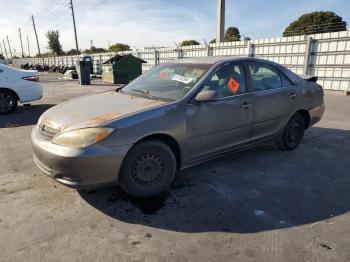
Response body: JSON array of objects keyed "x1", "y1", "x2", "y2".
[
  {"x1": 308, "y1": 103, "x2": 325, "y2": 127},
  {"x1": 31, "y1": 127, "x2": 131, "y2": 189}
]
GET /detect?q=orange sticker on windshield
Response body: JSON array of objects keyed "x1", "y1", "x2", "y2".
[
  {"x1": 159, "y1": 71, "x2": 168, "y2": 80},
  {"x1": 227, "y1": 77, "x2": 240, "y2": 94}
]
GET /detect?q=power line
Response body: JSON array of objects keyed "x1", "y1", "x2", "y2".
[
  {"x1": 4, "y1": 0, "x2": 79, "y2": 57},
  {"x1": 34, "y1": 0, "x2": 66, "y2": 21},
  {"x1": 36, "y1": 4, "x2": 69, "y2": 27},
  {"x1": 36, "y1": 10, "x2": 70, "y2": 31}
]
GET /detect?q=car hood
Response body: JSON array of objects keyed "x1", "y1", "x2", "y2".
[{"x1": 39, "y1": 91, "x2": 168, "y2": 132}]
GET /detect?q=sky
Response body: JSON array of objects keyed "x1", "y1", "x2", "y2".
[{"x1": 0, "y1": 0, "x2": 349, "y2": 56}]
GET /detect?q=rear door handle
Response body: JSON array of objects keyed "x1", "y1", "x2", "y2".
[
  {"x1": 240, "y1": 102, "x2": 252, "y2": 109},
  {"x1": 288, "y1": 93, "x2": 297, "y2": 98}
]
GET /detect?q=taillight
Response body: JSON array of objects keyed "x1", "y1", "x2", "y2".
[{"x1": 22, "y1": 76, "x2": 39, "y2": 82}]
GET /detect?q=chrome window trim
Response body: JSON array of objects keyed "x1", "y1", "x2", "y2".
[
  {"x1": 250, "y1": 85, "x2": 297, "y2": 94},
  {"x1": 215, "y1": 92, "x2": 252, "y2": 101}
]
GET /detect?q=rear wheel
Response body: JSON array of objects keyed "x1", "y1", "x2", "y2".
[
  {"x1": 278, "y1": 113, "x2": 305, "y2": 151},
  {"x1": 0, "y1": 90, "x2": 18, "y2": 114},
  {"x1": 120, "y1": 140, "x2": 177, "y2": 198}
]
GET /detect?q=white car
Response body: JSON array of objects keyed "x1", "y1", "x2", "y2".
[{"x1": 0, "y1": 63, "x2": 43, "y2": 114}]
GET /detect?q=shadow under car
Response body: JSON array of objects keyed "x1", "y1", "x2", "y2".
[{"x1": 79, "y1": 126, "x2": 350, "y2": 233}]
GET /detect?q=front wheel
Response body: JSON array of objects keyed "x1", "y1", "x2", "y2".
[
  {"x1": 278, "y1": 113, "x2": 305, "y2": 151},
  {"x1": 120, "y1": 140, "x2": 177, "y2": 198},
  {"x1": 0, "y1": 90, "x2": 18, "y2": 114}
]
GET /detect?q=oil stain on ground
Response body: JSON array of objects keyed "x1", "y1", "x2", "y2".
[
  {"x1": 107, "y1": 191, "x2": 170, "y2": 215},
  {"x1": 103, "y1": 176, "x2": 195, "y2": 216},
  {"x1": 126, "y1": 192, "x2": 170, "y2": 215}
]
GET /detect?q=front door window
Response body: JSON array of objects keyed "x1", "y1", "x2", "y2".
[{"x1": 201, "y1": 63, "x2": 247, "y2": 98}]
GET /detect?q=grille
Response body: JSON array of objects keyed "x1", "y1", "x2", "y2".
[{"x1": 39, "y1": 124, "x2": 60, "y2": 141}]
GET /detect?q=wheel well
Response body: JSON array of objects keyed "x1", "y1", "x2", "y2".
[
  {"x1": 136, "y1": 134, "x2": 182, "y2": 169},
  {"x1": 296, "y1": 109, "x2": 310, "y2": 129},
  {"x1": 0, "y1": 88, "x2": 20, "y2": 102}
]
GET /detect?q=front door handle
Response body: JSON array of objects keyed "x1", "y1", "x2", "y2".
[
  {"x1": 288, "y1": 93, "x2": 297, "y2": 99},
  {"x1": 240, "y1": 102, "x2": 252, "y2": 109}
]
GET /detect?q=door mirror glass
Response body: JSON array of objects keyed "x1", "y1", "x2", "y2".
[{"x1": 195, "y1": 90, "x2": 218, "y2": 102}]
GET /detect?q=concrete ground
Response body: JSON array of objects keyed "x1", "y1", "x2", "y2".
[{"x1": 0, "y1": 75, "x2": 349, "y2": 262}]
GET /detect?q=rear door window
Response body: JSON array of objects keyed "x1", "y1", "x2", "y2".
[
  {"x1": 281, "y1": 73, "x2": 294, "y2": 87},
  {"x1": 248, "y1": 62, "x2": 282, "y2": 91}
]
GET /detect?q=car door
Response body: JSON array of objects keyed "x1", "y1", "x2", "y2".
[
  {"x1": 186, "y1": 62, "x2": 253, "y2": 160},
  {"x1": 247, "y1": 61, "x2": 298, "y2": 140},
  {"x1": 0, "y1": 68, "x2": 4, "y2": 84}
]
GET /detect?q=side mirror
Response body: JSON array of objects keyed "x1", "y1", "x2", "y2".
[{"x1": 195, "y1": 90, "x2": 218, "y2": 102}]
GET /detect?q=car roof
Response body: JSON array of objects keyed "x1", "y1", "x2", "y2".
[
  {"x1": 172, "y1": 56, "x2": 260, "y2": 65},
  {"x1": 171, "y1": 56, "x2": 303, "y2": 84}
]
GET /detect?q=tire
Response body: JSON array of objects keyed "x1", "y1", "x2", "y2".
[
  {"x1": 0, "y1": 90, "x2": 18, "y2": 114},
  {"x1": 120, "y1": 140, "x2": 177, "y2": 198},
  {"x1": 278, "y1": 113, "x2": 305, "y2": 151}
]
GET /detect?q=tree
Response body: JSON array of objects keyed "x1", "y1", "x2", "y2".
[
  {"x1": 210, "y1": 26, "x2": 241, "y2": 43},
  {"x1": 35, "y1": 52, "x2": 52, "y2": 58},
  {"x1": 66, "y1": 48, "x2": 81, "y2": 55},
  {"x1": 46, "y1": 30, "x2": 63, "y2": 55},
  {"x1": 225, "y1": 26, "x2": 241, "y2": 41},
  {"x1": 108, "y1": 43, "x2": 130, "y2": 53},
  {"x1": 180, "y1": 40, "x2": 200, "y2": 46},
  {"x1": 82, "y1": 46, "x2": 107, "y2": 54},
  {"x1": 283, "y1": 11, "x2": 347, "y2": 37}
]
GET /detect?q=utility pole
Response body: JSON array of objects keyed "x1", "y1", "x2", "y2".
[
  {"x1": 27, "y1": 36, "x2": 31, "y2": 57},
  {"x1": 31, "y1": 15, "x2": 41, "y2": 58},
  {"x1": 69, "y1": 0, "x2": 79, "y2": 55},
  {"x1": 18, "y1": 28, "x2": 24, "y2": 58},
  {"x1": 216, "y1": 0, "x2": 225, "y2": 44},
  {"x1": 6, "y1": 35, "x2": 13, "y2": 58},
  {"x1": 2, "y1": 40, "x2": 9, "y2": 61}
]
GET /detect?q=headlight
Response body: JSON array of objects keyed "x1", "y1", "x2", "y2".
[{"x1": 52, "y1": 128, "x2": 115, "y2": 148}]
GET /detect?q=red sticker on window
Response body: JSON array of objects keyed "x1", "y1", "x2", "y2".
[{"x1": 227, "y1": 77, "x2": 240, "y2": 94}]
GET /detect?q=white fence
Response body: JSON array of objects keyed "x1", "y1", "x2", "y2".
[{"x1": 12, "y1": 31, "x2": 350, "y2": 91}]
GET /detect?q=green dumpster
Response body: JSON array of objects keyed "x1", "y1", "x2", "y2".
[{"x1": 102, "y1": 54, "x2": 147, "y2": 84}]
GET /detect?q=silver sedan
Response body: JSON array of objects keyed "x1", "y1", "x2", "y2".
[{"x1": 32, "y1": 57, "x2": 325, "y2": 197}]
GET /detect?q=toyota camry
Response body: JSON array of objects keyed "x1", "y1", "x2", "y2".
[{"x1": 32, "y1": 57, "x2": 324, "y2": 197}]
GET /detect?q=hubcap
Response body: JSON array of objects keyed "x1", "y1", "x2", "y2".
[
  {"x1": 287, "y1": 121, "x2": 300, "y2": 143},
  {"x1": 132, "y1": 153, "x2": 165, "y2": 186},
  {"x1": 0, "y1": 92, "x2": 15, "y2": 113}
]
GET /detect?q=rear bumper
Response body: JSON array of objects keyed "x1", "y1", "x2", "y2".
[
  {"x1": 20, "y1": 83, "x2": 43, "y2": 103},
  {"x1": 31, "y1": 126, "x2": 131, "y2": 189},
  {"x1": 308, "y1": 103, "x2": 325, "y2": 127}
]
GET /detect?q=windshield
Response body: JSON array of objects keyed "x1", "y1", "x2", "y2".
[{"x1": 122, "y1": 63, "x2": 211, "y2": 101}]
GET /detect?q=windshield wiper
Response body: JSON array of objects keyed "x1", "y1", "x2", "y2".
[{"x1": 130, "y1": 89, "x2": 157, "y2": 99}]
